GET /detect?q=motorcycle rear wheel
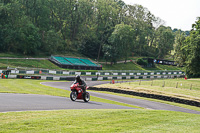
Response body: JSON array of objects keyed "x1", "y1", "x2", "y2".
[{"x1": 83, "y1": 92, "x2": 90, "y2": 102}]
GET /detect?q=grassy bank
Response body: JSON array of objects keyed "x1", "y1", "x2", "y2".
[
  {"x1": 95, "y1": 79, "x2": 200, "y2": 102},
  {"x1": 0, "y1": 110, "x2": 200, "y2": 133},
  {"x1": 102, "y1": 62, "x2": 145, "y2": 70},
  {"x1": 155, "y1": 64, "x2": 183, "y2": 71},
  {"x1": 0, "y1": 59, "x2": 61, "y2": 69},
  {"x1": 0, "y1": 58, "x2": 183, "y2": 71}
]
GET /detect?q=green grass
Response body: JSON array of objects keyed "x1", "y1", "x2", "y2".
[
  {"x1": 0, "y1": 52, "x2": 48, "y2": 58},
  {"x1": 96, "y1": 79, "x2": 200, "y2": 102},
  {"x1": 143, "y1": 64, "x2": 183, "y2": 71},
  {"x1": 155, "y1": 64, "x2": 183, "y2": 70},
  {"x1": 0, "y1": 59, "x2": 61, "y2": 69},
  {"x1": 102, "y1": 62, "x2": 145, "y2": 70},
  {"x1": 0, "y1": 110, "x2": 200, "y2": 133},
  {"x1": 101, "y1": 62, "x2": 183, "y2": 71},
  {"x1": 0, "y1": 53, "x2": 24, "y2": 58},
  {"x1": 0, "y1": 79, "x2": 67, "y2": 96}
]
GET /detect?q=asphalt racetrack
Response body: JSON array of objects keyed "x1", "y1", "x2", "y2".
[{"x1": 1, "y1": 81, "x2": 200, "y2": 114}]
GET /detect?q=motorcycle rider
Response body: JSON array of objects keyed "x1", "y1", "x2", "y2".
[{"x1": 74, "y1": 75, "x2": 87, "y2": 93}]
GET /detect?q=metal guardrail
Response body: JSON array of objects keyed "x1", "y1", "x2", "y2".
[
  {"x1": 2, "y1": 67, "x2": 185, "y2": 77},
  {"x1": 101, "y1": 70, "x2": 182, "y2": 73},
  {"x1": 6, "y1": 66, "x2": 184, "y2": 73}
]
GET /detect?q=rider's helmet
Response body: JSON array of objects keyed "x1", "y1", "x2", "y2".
[{"x1": 76, "y1": 75, "x2": 81, "y2": 82}]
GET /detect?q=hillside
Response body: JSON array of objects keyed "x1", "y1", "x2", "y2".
[{"x1": 0, "y1": 59, "x2": 60, "y2": 70}]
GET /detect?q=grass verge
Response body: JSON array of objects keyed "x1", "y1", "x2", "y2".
[
  {"x1": 95, "y1": 79, "x2": 200, "y2": 102},
  {"x1": 0, "y1": 110, "x2": 200, "y2": 133}
]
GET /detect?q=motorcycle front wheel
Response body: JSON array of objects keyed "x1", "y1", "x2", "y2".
[{"x1": 70, "y1": 91, "x2": 77, "y2": 101}]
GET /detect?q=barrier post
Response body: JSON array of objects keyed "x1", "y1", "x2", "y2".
[
  {"x1": 112, "y1": 80, "x2": 115, "y2": 84},
  {"x1": 176, "y1": 82, "x2": 178, "y2": 88},
  {"x1": 162, "y1": 81, "x2": 165, "y2": 87}
]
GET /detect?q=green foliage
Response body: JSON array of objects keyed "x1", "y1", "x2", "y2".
[
  {"x1": 136, "y1": 58, "x2": 148, "y2": 66},
  {"x1": 174, "y1": 31, "x2": 187, "y2": 66},
  {"x1": 175, "y1": 17, "x2": 200, "y2": 78},
  {"x1": 103, "y1": 23, "x2": 135, "y2": 64},
  {"x1": 155, "y1": 26, "x2": 175, "y2": 58},
  {"x1": 0, "y1": 0, "x2": 181, "y2": 62},
  {"x1": 42, "y1": 30, "x2": 63, "y2": 54},
  {"x1": 110, "y1": 23, "x2": 135, "y2": 62},
  {"x1": 18, "y1": 21, "x2": 41, "y2": 55}
]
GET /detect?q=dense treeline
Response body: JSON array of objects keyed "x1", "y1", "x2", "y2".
[
  {"x1": 0, "y1": 0, "x2": 187, "y2": 63},
  {"x1": 174, "y1": 17, "x2": 200, "y2": 77}
]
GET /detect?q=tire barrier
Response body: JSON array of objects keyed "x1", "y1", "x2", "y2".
[{"x1": 88, "y1": 87, "x2": 200, "y2": 107}]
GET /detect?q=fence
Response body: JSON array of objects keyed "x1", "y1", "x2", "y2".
[{"x1": 119, "y1": 79, "x2": 200, "y2": 91}]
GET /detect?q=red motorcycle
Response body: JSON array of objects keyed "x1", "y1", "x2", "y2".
[{"x1": 70, "y1": 83, "x2": 90, "y2": 102}]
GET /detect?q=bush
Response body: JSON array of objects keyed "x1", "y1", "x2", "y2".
[{"x1": 136, "y1": 58, "x2": 148, "y2": 66}]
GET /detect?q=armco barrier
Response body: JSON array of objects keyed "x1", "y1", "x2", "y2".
[
  {"x1": 88, "y1": 87, "x2": 200, "y2": 107},
  {"x1": 14, "y1": 75, "x2": 75, "y2": 81},
  {"x1": 8, "y1": 75, "x2": 17, "y2": 79},
  {"x1": 85, "y1": 75, "x2": 184, "y2": 81},
  {"x1": 7, "y1": 69, "x2": 185, "y2": 76},
  {"x1": 9, "y1": 75, "x2": 184, "y2": 81}
]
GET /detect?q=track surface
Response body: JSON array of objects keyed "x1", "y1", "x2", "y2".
[
  {"x1": 0, "y1": 93, "x2": 133, "y2": 112},
  {"x1": 42, "y1": 81, "x2": 200, "y2": 114}
]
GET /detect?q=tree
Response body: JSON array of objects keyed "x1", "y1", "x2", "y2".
[
  {"x1": 95, "y1": 0, "x2": 123, "y2": 62},
  {"x1": 174, "y1": 17, "x2": 200, "y2": 77},
  {"x1": 108, "y1": 23, "x2": 135, "y2": 63},
  {"x1": 185, "y1": 17, "x2": 200, "y2": 77},
  {"x1": 155, "y1": 26, "x2": 175, "y2": 58},
  {"x1": 174, "y1": 31, "x2": 187, "y2": 66},
  {"x1": 0, "y1": 0, "x2": 176, "y2": 59},
  {"x1": 42, "y1": 30, "x2": 63, "y2": 54},
  {"x1": 102, "y1": 44, "x2": 119, "y2": 65},
  {"x1": 17, "y1": 19, "x2": 41, "y2": 55}
]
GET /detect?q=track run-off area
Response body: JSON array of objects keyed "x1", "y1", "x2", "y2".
[{"x1": 1, "y1": 80, "x2": 199, "y2": 114}]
